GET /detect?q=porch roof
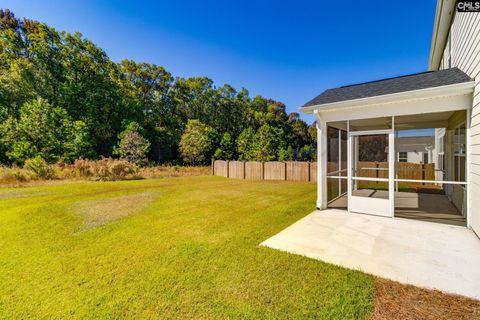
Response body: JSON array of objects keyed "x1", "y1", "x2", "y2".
[{"x1": 302, "y1": 68, "x2": 471, "y2": 109}]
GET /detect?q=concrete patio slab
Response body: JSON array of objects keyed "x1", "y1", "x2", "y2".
[{"x1": 261, "y1": 209, "x2": 480, "y2": 299}]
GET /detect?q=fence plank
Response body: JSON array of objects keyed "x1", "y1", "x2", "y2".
[
  {"x1": 286, "y1": 161, "x2": 310, "y2": 181},
  {"x1": 310, "y1": 162, "x2": 317, "y2": 182},
  {"x1": 213, "y1": 160, "x2": 228, "y2": 177},
  {"x1": 228, "y1": 161, "x2": 245, "y2": 179},
  {"x1": 264, "y1": 161, "x2": 286, "y2": 180},
  {"x1": 245, "y1": 161, "x2": 263, "y2": 180}
]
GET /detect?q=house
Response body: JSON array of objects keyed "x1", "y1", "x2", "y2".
[
  {"x1": 300, "y1": 0, "x2": 479, "y2": 236},
  {"x1": 396, "y1": 136, "x2": 435, "y2": 163},
  {"x1": 262, "y1": 0, "x2": 480, "y2": 299}
]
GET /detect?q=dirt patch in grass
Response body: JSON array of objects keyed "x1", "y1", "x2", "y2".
[
  {"x1": 73, "y1": 192, "x2": 159, "y2": 231},
  {"x1": 371, "y1": 278, "x2": 480, "y2": 320}
]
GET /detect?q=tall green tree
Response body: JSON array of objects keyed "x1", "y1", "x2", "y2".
[
  {"x1": 179, "y1": 120, "x2": 216, "y2": 164},
  {"x1": 236, "y1": 128, "x2": 256, "y2": 161},
  {"x1": 0, "y1": 9, "x2": 317, "y2": 165},
  {"x1": 113, "y1": 122, "x2": 151, "y2": 166},
  {"x1": 116, "y1": 60, "x2": 176, "y2": 161},
  {"x1": 213, "y1": 132, "x2": 235, "y2": 160},
  {"x1": 0, "y1": 98, "x2": 92, "y2": 164},
  {"x1": 278, "y1": 145, "x2": 294, "y2": 161},
  {"x1": 250, "y1": 124, "x2": 286, "y2": 161}
]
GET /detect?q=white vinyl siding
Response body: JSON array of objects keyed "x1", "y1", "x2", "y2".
[{"x1": 440, "y1": 12, "x2": 480, "y2": 234}]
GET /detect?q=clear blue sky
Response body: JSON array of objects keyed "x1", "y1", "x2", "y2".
[{"x1": 2, "y1": 0, "x2": 436, "y2": 123}]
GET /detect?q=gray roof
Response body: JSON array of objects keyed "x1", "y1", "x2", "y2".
[
  {"x1": 303, "y1": 68, "x2": 472, "y2": 108},
  {"x1": 396, "y1": 136, "x2": 434, "y2": 153}
]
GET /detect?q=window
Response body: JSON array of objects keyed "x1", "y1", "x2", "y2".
[
  {"x1": 454, "y1": 124, "x2": 466, "y2": 156},
  {"x1": 438, "y1": 136, "x2": 445, "y2": 154},
  {"x1": 454, "y1": 123, "x2": 466, "y2": 182},
  {"x1": 437, "y1": 134, "x2": 445, "y2": 172},
  {"x1": 398, "y1": 152, "x2": 408, "y2": 162},
  {"x1": 438, "y1": 154, "x2": 445, "y2": 172},
  {"x1": 455, "y1": 157, "x2": 466, "y2": 182},
  {"x1": 423, "y1": 153, "x2": 429, "y2": 164}
]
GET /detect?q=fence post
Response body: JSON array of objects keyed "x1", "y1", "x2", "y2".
[
  {"x1": 375, "y1": 162, "x2": 379, "y2": 184},
  {"x1": 226, "y1": 160, "x2": 230, "y2": 178},
  {"x1": 261, "y1": 161, "x2": 265, "y2": 180},
  {"x1": 308, "y1": 162, "x2": 311, "y2": 182},
  {"x1": 284, "y1": 161, "x2": 287, "y2": 181},
  {"x1": 243, "y1": 161, "x2": 246, "y2": 180},
  {"x1": 422, "y1": 163, "x2": 425, "y2": 185},
  {"x1": 212, "y1": 159, "x2": 215, "y2": 176}
]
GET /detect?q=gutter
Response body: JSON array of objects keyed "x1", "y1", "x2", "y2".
[{"x1": 428, "y1": 0, "x2": 456, "y2": 71}]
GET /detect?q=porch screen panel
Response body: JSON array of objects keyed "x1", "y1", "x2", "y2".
[
  {"x1": 326, "y1": 124, "x2": 348, "y2": 207},
  {"x1": 393, "y1": 111, "x2": 467, "y2": 224},
  {"x1": 327, "y1": 126, "x2": 339, "y2": 202},
  {"x1": 340, "y1": 130, "x2": 348, "y2": 195}
]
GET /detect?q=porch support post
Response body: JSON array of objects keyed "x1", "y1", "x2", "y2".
[
  {"x1": 314, "y1": 110, "x2": 328, "y2": 209},
  {"x1": 466, "y1": 107, "x2": 472, "y2": 228},
  {"x1": 389, "y1": 116, "x2": 395, "y2": 217},
  {"x1": 353, "y1": 133, "x2": 359, "y2": 191},
  {"x1": 347, "y1": 120, "x2": 352, "y2": 213}
]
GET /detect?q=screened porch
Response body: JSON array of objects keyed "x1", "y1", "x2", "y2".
[{"x1": 323, "y1": 110, "x2": 467, "y2": 226}]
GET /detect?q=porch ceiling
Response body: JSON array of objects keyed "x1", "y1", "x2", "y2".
[{"x1": 326, "y1": 110, "x2": 462, "y2": 131}]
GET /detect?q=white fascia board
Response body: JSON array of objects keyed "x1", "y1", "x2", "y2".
[
  {"x1": 317, "y1": 93, "x2": 472, "y2": 123},
  {"x1": 428, "y1": 0, "x2": 456, "y2": 71},
  {"x1": 299, "y1": 81, "x2": 475, "y2": 114}
]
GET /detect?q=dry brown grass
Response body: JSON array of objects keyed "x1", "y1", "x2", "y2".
[
  {"x1": 371, "y1": 278, "x2": 480, "y2": 320},
  {"x1": 136, "y1": 165, "x2": 210, "y2": 179},
  {"x1": 73, "y1": 192, "x2": 160, "y2": 231},
  {"x1": 0, "y1": 162, "x2": 210, "y2": 187}
]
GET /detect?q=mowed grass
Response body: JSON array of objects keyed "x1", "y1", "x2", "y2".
[{"x1": 0, "y1": 176, "x2": 374, "y2": 319}]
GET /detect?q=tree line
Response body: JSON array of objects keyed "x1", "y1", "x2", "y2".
[{"x1": 0, "y1": 9, "x2": 316, "y2": 166}]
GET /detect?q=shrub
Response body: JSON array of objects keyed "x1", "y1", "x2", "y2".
[
  {"x1": 13, "y1": 170, "x2": 27, "y2": 182},
  {"x1": 24, "y1": 156, "x2": 56, "y2": 180},
  {"x1": 0, "y1": 159, "x2": 207, "y2": 185},
  {"x1": 105, "y1": 159, "x2": 137, "y2": 180},
  {"x1": 73, "y1": 159, "x2": 94, "y2": 177},
  {"x1": 113, "y1": 122, "x2": 150, "y2": 166},
  {"x1": 136, "y1": 165, "x2": 209, "y2": 179},
  {"x1": 0, "y1": 166, "x2": 31, "y2": 185},
  {"x1": 73, "y1": 158, "x2": 137, "y2": 181}
]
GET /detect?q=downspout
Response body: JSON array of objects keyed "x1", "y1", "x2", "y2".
[{"x1": 314, "y1": 110, "x2": 328, "y2": 209}]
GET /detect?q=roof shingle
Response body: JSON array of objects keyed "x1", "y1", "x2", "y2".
[{"x1": 302, "y1": 68, "x2": 472, "y2": 108}]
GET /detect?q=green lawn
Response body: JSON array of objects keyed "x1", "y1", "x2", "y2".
[{"x1": 0, "y1": 176, "x2": 374, "y2": 319}]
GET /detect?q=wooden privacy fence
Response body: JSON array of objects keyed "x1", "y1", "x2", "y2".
[
  {"x1": 213, "y1": 160, "x2": 317, "y2": 182},
  {"x1": 355, "y1": 162, "x2": 435, "y2": 179},
  {"x1": 355, "y1": 161, "x2": 436, "y2": 187},
  {"x1": 214, "y1": 160, "x2": 435, "y2": 186},
  {"x1": 397, "y1": 162, "x2": 436, "y2": 187}
]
